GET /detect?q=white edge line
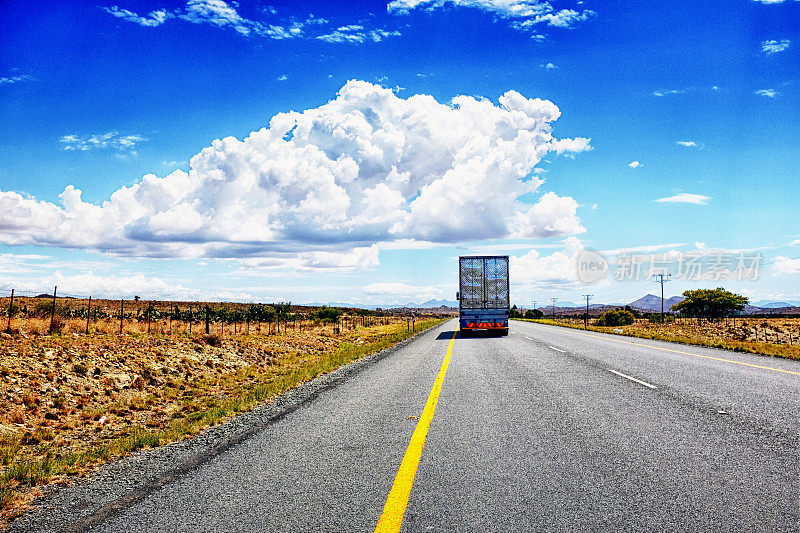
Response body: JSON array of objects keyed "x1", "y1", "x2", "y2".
[
  {"x1": 548, "y1": 345, "x2": 566, "y2": 353},
  {"x1": 608, "y1": 369, "x2": 658, "y2": 389}
]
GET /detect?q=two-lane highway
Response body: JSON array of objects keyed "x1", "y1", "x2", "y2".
[{"x1": 68, "y1": 319, "x2": 798, "y2": 532}]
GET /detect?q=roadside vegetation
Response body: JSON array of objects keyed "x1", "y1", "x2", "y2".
[
  {"x1": 0, "y1": 312, "x2": 445, "y2": 525},
  {"x1": 515, "y1": 288, "x2": 800, "y2": 360},
  {"x1": 515, "y1": 317, "x2": 800, "y2": 361}
]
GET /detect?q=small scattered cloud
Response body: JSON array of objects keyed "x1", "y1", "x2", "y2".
[
  {"x1": 762, "y1": 39, "x2": 790, "y2": 54},
  {"x1": 628, "y1": 161, "x2": 641, "y2": 168},
  {"x1": 652, "y1": 89, "x2": 686, "y2": 97},
  {"x1": 100, "y1": 2, "x2": 328, "y2": 40},
  {"x1": 752, "y1": 0, "x2": 790, "y2": 4},
  {"x1": 676, "y1": 141, "x2": 698, "y2": 147},
  {"x1": 102, "y1": 6, "x2": 173, "y2": 27},
  {"x1": 539, "y1": 62, "x2": 558, "y2": 70},
  {"x1": 387, "y1": 0, "x2": 596, "y2": 33},
  {"x1": 316, "y1": 26, "x2": 400, "y2": 44},
  {"x1": 754, "y1": 88, "x2": 778, "y2": 98},
  {"x1": 655, "y1": 193, "x2": 710, "y2": 205},
  {"x1": 60, "y1": 131, "x2": 147, "y2": 153},
  {"x1": 0, "y1": 74, "x2": 33, "y2": 86},
  {"x1": 277, "y1": 74, "x2": 287, "y2": 81},
  {"x1": 773, "y1": 256, "x2": 800, "y2": 275}
]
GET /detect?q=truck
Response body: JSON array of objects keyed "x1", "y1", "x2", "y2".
[{"x1": 457, "y1": 255, "x2": 510, "y2": 336}]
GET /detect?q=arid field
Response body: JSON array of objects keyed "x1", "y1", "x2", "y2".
[{"x1": 0, "y1": 303, "x2": 444, "y2": 525}]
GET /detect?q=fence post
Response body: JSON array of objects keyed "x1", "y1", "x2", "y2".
[
  {"x1": 86, "y1": 295, "x2": 91, "y2": 334},
  {"x1": 205, "y1": 305, "x2": 210, "y2": 334},
  {"x1": 120, "y1": 298, "x2": 124, "y2": 334},
  {"x1": 147, "y1": 302, "x2": 152, "y2": 333},
  {"x1": 6, "y1": 288, "x2": 14, "y2": 333},
  {"x1": 49, "y1": 286, "x2": 58, "y2": 333}
]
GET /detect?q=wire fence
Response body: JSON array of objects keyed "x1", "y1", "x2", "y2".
[{"x1": 0, "y1": 286, "x2": 413, "y2": 338}]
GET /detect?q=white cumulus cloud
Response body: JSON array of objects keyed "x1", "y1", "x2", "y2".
[
  {"x1": 773, "y1": 257, "x2": 800, "y2": 275},
  {"x1": 628, "y1": 161, "x2": 640, "y2": 168},
  {"x1": 510, "y1": 236, "x2": 587, "y2": 287},
  {"x1": 0, "y1": 81, "x2": 589, "y2": 268},
  {"x1": 676, "y1": 141, "x2": 697, "y2": 147},
  {"x1": 362, "y1": 282, "x2": 438, "y2": 302},
  {"x1": 655, "y1": 193, "x2": 710, "y2": 205}
]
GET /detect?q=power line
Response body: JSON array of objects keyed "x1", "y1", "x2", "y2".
[{"x1": 550, "y1": 297, "x2": 558, "y2": 320}]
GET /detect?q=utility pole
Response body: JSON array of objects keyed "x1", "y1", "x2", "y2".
[
  {"x1": 653, "y1": 273, "x2": 672, "y2": 323},
  {"x1": 582, "y1": 294, "x2": 593, "y2": 330},
  {"x1": 550, "y1": 297, "x2": 558, "y2": 320}
]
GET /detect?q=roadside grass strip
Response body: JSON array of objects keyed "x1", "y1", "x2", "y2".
[
  {"x1": 514, "y1": 318, "x2": 800, "y2": 361},
  {"x1": 375, "y1": 331, "x2": 456, "y2": 533},
  {"x1": 517, "y1": 319, "x2": 799, "y2": 376}
]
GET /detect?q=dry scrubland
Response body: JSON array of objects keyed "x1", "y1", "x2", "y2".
[
  {"x1": 519, "y1": 317, "x2": 800, "y2": 360},
  {"x1": 0, "y1": 306, "x2": 445, "y2": 526}
]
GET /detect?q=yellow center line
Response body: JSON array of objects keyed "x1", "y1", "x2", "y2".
[
  {"x1": 374, "y1": 331, "x2": 456, "y2": 533},
  {"x1": 557, "y1": 328, "x2": 799, "y2": 376}
]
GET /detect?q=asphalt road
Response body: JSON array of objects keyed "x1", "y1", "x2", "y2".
[{"x1": 89, "y1": 319, "x2": 798, "y2": 532}]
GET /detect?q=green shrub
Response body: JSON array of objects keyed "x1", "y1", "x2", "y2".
[{"x1": 595, "y1": 309, "x2": 635, "y2": 327}]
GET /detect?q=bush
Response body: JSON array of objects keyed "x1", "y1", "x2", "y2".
[
  {"x1": 595, "y1": 309, "x2": 635, "y2": 327},
  {"x1": 314, "y1": 306, "x2": 342, "y2": 322},
  {"x1": 524, "y1": 309, "x2": 544, "y2": 319}
]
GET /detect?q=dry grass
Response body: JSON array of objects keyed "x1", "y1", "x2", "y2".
[
  {"x1": 0, "y1": 315, "x2": 445, "y2": 526},
  {"x1": 516, "y1": 317, "x2": 800, "y2": 360}
]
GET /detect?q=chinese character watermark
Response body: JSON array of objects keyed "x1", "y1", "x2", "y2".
[{"x1": 576, "y1": 250, "x2": 762, "y2": 283}]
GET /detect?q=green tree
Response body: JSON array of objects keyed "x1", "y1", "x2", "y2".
[
  {"x1": 510, "y1": 305, "x2": 521, "y2": 318},
  {"x1": 671, "y1": 287, "x2": 748, "y2": 320},
  {"x1": 524, "y1": 309, "x2": 544, "y2": 319}
]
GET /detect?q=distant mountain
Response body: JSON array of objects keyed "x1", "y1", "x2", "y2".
[
  {"x1": 417, "y1": 299, "x2": 458, "y2": 308},
  {"x1": 554, "y1": 301, "x2": 578, "y2": 308},
  {"x1": 301, "y1": 300, "x2": 457, "y2": 310},
  {"x1": 628, "y1": 294, "x2": 684, "y2": 312},
  {"x1": 752, "y1": 301, "x2": 800, "y2": 309}
]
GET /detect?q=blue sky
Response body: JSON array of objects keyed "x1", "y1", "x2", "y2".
[{"x1": 0, "y1": 0, "x2": 798, "y2": 306}]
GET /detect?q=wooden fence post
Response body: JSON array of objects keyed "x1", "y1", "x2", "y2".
[
  {"x1": 86, "y1": 295, "x2": 91, "y2": 334},
  {"x1": 119, "y1": 299, "x2": 124, "y2": 334},
  {"x1": 49, "y1": 286, "x2": 58, "y2": 333},
  {"x1": 6, "y1": 288, "x2": 14, "y2": 333}
]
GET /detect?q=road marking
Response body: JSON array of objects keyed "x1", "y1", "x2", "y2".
[
  {"x1": 374, "y1": 331, "x2": 456, "y2": 533},
  {"x1": 548, "y1": 345, "x2": 566, "y2": 353},
  {"x1": 536, "y1": 326, "x2": 800, "y2": 377},
  {"x1": 608, "y1": 369, "x2": 658, "y2": 389}
]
